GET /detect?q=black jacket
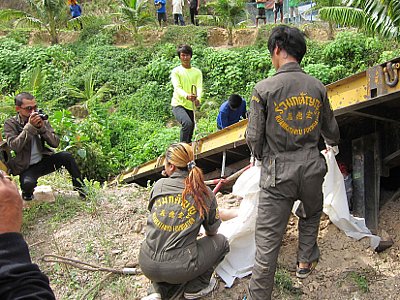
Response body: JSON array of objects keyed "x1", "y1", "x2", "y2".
[{"x1": 0, "y1": 232, "x2": 55, "y2": 299}]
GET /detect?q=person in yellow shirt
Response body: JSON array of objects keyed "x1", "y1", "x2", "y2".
[{"x1": 170, "y1": 44, "x2": 203, "y2": 143}]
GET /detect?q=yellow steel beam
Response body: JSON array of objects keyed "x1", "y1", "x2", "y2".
[
  {"x1": 114, "y1": 57, "x2": 400, "y2": 185},
  {"x1": 194, "y1": 119, "x2": 247, "y2": 158},
  {"x1": 327, "y1": 72, "x2": 368, "y2": 110}
]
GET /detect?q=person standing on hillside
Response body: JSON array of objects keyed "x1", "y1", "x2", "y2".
[
  {"x1": 274, "y1": 0, "x2": 283, "y2": 23},
  {"x1": 289, "y1": 0, "x2": 300, "y2": 24},
  {"x1": 255, "y1": 0, "x2": 267, "y2": 27},
  {"x1": 155, "y1": 0, "x2": 167, "y2": 27},
  {"x1": 170, "y1": 44, "x2": 203, "y2": 143},
  {"x1": 245, "y1": 25, "x2": 340, "y2": 300},
  {"x1": 188, "y1": 0, "x2": 200, "y2": 25},
  {"x1": 68, "y1": 0, "x2": 82, "y2": 30},
  {"x1": 172, "y1": 0, "x2": 185, "y2": 25}
]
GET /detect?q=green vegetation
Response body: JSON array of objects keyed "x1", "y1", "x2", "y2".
[
  {"x1": 319, "y1": 0, "x2": 400, "y2": 41},
  {"x1": 274, "y1": 267, "x2": 302, "y2": 298},
  {"x1": 104, "y1": 0, "x2": 155, "y2": 35},
  {"x1": 338, "y1": 270, "x2": 370, "y2": 293},
  {"x1": 0, "y1": 0, "x2": 69, "y2": 45},
  {"x1": 0, "y1": 19, "x2": 399, "y2": 182}
]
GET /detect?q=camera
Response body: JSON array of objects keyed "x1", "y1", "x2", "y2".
[{"x1": 37, "y1": 109, "x2": 48, "y2": 120}]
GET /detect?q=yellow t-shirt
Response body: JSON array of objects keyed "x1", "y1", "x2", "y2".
[{"x1": 170, "y1": 65, "x2": 203, "y2": 111}]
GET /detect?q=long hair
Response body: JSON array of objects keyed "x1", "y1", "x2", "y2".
[{"x1": 165, "y1": 143, "x2": 210, "y2": 217}]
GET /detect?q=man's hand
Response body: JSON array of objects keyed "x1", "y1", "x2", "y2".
[
  {"x1": 186, "y1": 94, "x2": 197, "y2": 102},
  {"x1": 325, "y1": 144, "x2": 339, "y2": 156},
  {"x1": 29, "y1": 112, "x2": 44, "y2": 129},
  {"x1": 0, "y1": 171, "x2": 22, "y2": 234},
  {"x1": 194, "y1": 99, "x2": 200, "y2": 107}
]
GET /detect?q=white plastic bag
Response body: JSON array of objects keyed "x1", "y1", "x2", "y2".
[
  {"x1": 216, "y1": 165, "x2": 261, "y2": 287},
  {"x1": 321, "y1": 149, "x2": 380, "y2": 249}
]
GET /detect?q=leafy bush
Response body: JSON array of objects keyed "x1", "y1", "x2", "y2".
[
  {"x1": 50, "y1": 109, "x2": 118, "y2": 182},
  {"x1": 6, "y1": 30, "x2": 30, "y2": 45},
  {"x1": 109, "y1": 117, "x2": 179, "y2": 168},
  {"x1": 322, "y1": 31, "x2": 385, "y2": 73},
  {"x1": 0, "y1": 27, "x2": 398, "y2": 181},
  {"x1": 199, "y1": 46, "x2": 271, "y2": 99},
  {"x1": 118, "y1": 81, "x2": 173, "y2": 122},
  {"x1": 303, "y1": 63, "x2": 332, "y2": 84},
  {"x1": 158, "y1": 26, "x2": 208, "y2": 47},
  {"x1": 78, "y1": 16, "x2": 114, "y2": 45},
  {"x1": 378, "y1": 50, "x2": 400, "y2": 64}
]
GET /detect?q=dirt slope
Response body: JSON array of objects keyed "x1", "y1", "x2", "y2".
[{"x1": 23, "y1": 182, "x2": 400, "y2": 300}]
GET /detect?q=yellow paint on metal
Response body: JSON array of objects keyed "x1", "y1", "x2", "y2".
[
  {"x1": 195, "y1": 119, "x2": 247, "y2": 155},
  {"x1": 118, "y1": 57, "x2": 400, "y2": 184},
  {"x1": 327, "y1": 72, "x2": 368, "y2": 110},
  {"x1": 120, "y1": 157, "x2": 164, "y2": 182}
]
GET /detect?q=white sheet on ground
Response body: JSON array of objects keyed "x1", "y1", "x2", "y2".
[
  {"x1": 215, "y1": 165, "x2": 260, "y2": 287},
  {"x1": 216, "y1": 149, "x2": 380, "y2": 287},
  {"x1": 320, "y1": 149, "x2": 380, "y2": 249}
]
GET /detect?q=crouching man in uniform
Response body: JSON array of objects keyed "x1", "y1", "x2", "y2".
[
  {"x1": 245, "y1": 25, "x2": 340, "y2": 300},
  {"x1": 4, "y1": 92, "x2": 85, "y2": 201}
]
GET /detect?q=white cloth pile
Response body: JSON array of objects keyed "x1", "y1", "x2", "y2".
[{"x1": 215, "y1": 149, "x2": 380, "y2": 287}]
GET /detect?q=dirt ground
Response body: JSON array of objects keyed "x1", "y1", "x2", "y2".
[{"x1": 23, "y1": 181, "x2": 400, "y2": 300}]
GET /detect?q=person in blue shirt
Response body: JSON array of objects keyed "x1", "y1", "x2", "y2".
[
  {"x1": 69, "y1": 0, "x2": 82, "y2": 30},
  {"x1": 217, "y1": 94, "x2": 247, "y2": 129},
  {"x1": 155, "y1": 0, "x2": 167, "y2": 27}
]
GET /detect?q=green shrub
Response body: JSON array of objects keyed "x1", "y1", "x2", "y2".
[
  {"x1": 378, "y1": 50, "x2": 400, "y2": 63},
  {"x1": 118, "y1": 81, "x2": 173, "y2": 122},
  {"x1": 109, "y1": 117, "x2": 179, "y2": 168},
  {"x1": 199, "y1": 47, "x2": 271, "y2": 99},
  {"x1": 158, "y1": 26, "x2": 208, "y2": 47},
  {"x1": 322, "y1": 31, "x2": 385, "y2": 73},
  {"x1": 6, "y1": 30, "x2": 30, "y2": 45},
  {"x1": 303, "y1": 63, "x2": 332, "y2": 84},
  {"x1": 78, "y1": 17, "x2": 113, "y2": 45}
]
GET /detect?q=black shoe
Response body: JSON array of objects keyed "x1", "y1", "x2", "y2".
[
  {"x1": 22, "y1": 193, "x2": 34, "y2": 201},
  {"x1": 296, "y1": 261, "x2": 318, "y2": 279}
]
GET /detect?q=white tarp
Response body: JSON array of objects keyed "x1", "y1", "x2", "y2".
[
  {"x1": 320, "y1": 149, "x2": 380, "y2": 249},
  {"x1": 216, "y1": 149, "x2": 380, "y2": 287}
]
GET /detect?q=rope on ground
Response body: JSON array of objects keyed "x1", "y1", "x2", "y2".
[{"x1": 41, "y1": 254, "x2": 141, "y2": 275}]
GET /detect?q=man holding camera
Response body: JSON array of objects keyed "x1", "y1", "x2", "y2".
[{"x1": 3, "y1": 92, "x2": 85, "y2": 201}]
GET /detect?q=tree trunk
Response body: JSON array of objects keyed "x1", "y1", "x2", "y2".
[
  {"x1": 328, "y1": 21, "x2": 334, "y2": 40},
  {"x1": 228, "y1": 27, "x2": 233, "y2": 46}
]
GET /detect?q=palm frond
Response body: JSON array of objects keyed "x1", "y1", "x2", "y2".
[
  {"x1": 14, "y1": 16, "x2": 45, "y2": 29},
  {"x1": 0, "y1": 9, "x2": 29, "y2": 22},
  {"x1": 319, "y1": 6, "x2": 366, "y2": 27},
  {"x1": 319, "y1": 0, "x2": 400, "y2": 40},
  {"x1": 21, "y1": 67, "x2": 46, "y2": 94}
]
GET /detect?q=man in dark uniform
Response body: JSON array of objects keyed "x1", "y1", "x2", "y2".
[{"x1": 245, "y1": 25, "x2": 340, "y2": 300}]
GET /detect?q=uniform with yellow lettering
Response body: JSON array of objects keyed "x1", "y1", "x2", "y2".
[
  {"x1": 246, "y1": 26, "x2": 340, "y2": 300},
  {"x1": 139, "y1": 143, "x2": 229, "y2": 300}
]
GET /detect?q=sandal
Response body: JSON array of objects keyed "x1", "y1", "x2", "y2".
[{"x1": 296, "y1": 260, "x2": 318, "y2": 279}]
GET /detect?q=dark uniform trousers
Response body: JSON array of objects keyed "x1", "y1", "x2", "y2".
[
  {"x1": 20, "y1": 151, "x2": 83, "y2": 197},
  {"x1": 172, "y1": 106, "x2": 195, "y2": 144},
  {"x1": 249, "y1": 148, "x2": 327, "y2": 300},
  {"x1": 140, "y1": 234, "x2": 229, "y2": 299}
]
